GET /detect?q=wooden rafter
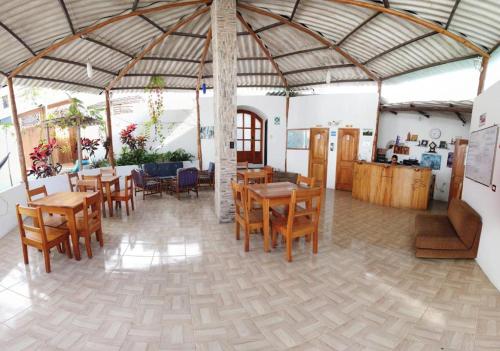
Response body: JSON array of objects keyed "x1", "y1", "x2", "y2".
[
  {"x1": 43, "y1": 56, "x2": 117, "y2": 76},
  {"x1": 238, "y1": 3, "x2": 379, "y2": 81},
  {"x1": 106, "y1": 7, "x2": 209, "y2": 91},
  {"x1": 237, "y1": 13, "x2": 288, "y2": 88},
  {"x1": 58, "y1": 0, "x2": 76, "y2": 34},
  {"x1": 446, "y1": 0, "x2": 461, "y2": 29},
  {"x1": 337, "y1": 13, "x2": 380, "y2": 47},
  {"x1": 85, "y1": 38, "x2": 134, "y2": 58},
  {"x1": 284, "y1": 63, "x2": 354, "y2": 76},
  {"x1": 290, "y1": 79, "x2": 371, "y2": 88},
  {"x1": 380, "y1": 105, "x2": 472, "y2": 114},
  {"x1": 196, "y1": 28, "x2": 212, "y2": 90},
  {"x1": 290, "y1": 0, "x2": 301, "y2": 20},
  {"x1": 16, "y1": 75, "x2": 103, "y2": 90},
  {"x1": 477, "y1": 56, "x2": 489, "y2": 95},
  {"x1": 383, "y1": 0, "x2": 390, "y2": 8},
  {"x1": 274, "y1": 46, "x2": 329, "y2": 59},
  {"x1": 326, "y1": 0, "x2": 488, "y2": 58},
  {"x1": 132, "y1": 0, "x2": 140, "y2": 11},
  {"x1": 9, "y1": 0, "x2": 210, "y2": 78},
  {"x1": 0, "y1": 21, "x2": 36, "y2": 56}
]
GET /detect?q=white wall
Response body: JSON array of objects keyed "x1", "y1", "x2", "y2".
[
  {"x1": 378, "y1": 112, "x2": 470, "y2": 201},
  {"x1": 462, "y1": 80, "x2": 500, "y2": 291},
  {"x1": 287, "y1": 93, "x2": 379, "y2": 188}
]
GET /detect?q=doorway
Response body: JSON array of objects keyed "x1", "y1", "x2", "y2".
[
  {"x1": 308, "y1": 128, "x2": 329, "y2": 188},
  {"x1": 236, "y1": 110, "x2": 263, "y2": 164},
  {"x1": 335, "y1": 128, "x2": 360, "y2": 191},
  {"x1": 448, "y1": 138, "x2": 468, "y2": 202}
]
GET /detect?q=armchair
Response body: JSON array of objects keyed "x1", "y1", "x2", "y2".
[
  {"x1": 131, "y1": 169, "x2": 162, "y2": 200},
  {"x1": 168, "y1": 167, "x2": 199, "y2": 199}
]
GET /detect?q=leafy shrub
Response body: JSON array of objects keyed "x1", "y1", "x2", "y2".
[
  {"x1": 89, "y1": 158, "x2": 110, "y2": 169},
  {"x1": 28, "y1": 138, "x2": 62, "y2": 178},
  {"x1": 116, "y1": 147, "x2": 194, "y2": 166}
]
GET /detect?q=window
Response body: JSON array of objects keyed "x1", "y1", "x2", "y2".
[
  {"x1": 1, "y1": 96, "x2": 8, "y2": 109},
  {"x1": 236, "y1": 110, "x2": 263, "y2": 164}
]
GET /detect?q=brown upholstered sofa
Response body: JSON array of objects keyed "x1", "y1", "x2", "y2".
[{"x1": 415, "y1": 199, "x2": 482, "y2": 259}]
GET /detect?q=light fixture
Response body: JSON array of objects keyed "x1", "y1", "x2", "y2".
[
  {"x1": 201, "y1": 82, "x2": 207, "y2": 94},
  {"x1": 326, "y1": 71, "x2": 331, "y2": 84},
  {"x1": 86, "y1": 59, "x2": 93, "y2": 79}
]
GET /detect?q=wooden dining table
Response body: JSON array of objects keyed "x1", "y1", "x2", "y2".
[
  {"x1": 29, "y1": 191, "x2": 97, "y2": 261},
  {"x1": 101, "y1": 175, "x2": 120, "y2": 217},
  {"x1": 247, "y1": 182, "x2": 306, "y2": 252},
  {"x1": 237, "y1": 168, "x2": 268, "y2": 185}
]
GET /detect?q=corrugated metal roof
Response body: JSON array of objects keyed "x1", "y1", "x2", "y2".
[{"x1": 0, "y1": 0, "x2": 498, "y2": 92}]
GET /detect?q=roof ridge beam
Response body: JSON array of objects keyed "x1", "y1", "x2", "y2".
[
  {"x1": 237, "y1": 3, "x2": 379, "y2": 81},
  {"x1": 107, "y1": 6, "x2": 209, "y2": 91},
  {"x1": 237, "y1": 12, "x2": 288, "y2": 88},
  {"x1": 9, "y1": 0, "x2": 210, "y2": 78},
  {"x1": 326, "y1": 0, "x2": 488, "y2": 57}
]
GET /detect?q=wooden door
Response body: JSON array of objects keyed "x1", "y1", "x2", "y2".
[
  {"x1": 335, "y1": 128, "x2": 359, "y2": 191},
  {"x1": 308, "y1": 128, "x2": 329, "y2": 187},
  {"x1": 448, "y1": 139, "x2": 468, "y2": 202}
]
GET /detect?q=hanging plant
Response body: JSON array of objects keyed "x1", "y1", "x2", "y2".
[
  {"x1": 144, "y1": 75, "x2": 166, "y2": 144},
  {"x1": 46, "y1": 97, "x2": 104, "y2": 129}
]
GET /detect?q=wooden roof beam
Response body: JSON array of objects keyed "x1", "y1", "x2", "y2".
[
  {"x1": 446, "y1": 0, "x2": 461, "y2": 29},
  {"x1": 16, "y1": 75, "x2": 103, "y2": 90},
  {"x1": 85, "y1": 38, "x2": 134, "y2": 58},
  {"x1": 326, "y1": 0, "x2": 489, "y2": 58},
  {"x1": 380, "y1": 105, "x2": 472, "y2": 114},
  {"x1": 58, "y1": 0, "x2": 76, "y2": 34},
  {"x1": 290, "y1": 0, "x2": 301, "y2": 20},
  {"x1": 237, "y1": 12, "x2": 288, "y2": 88},
  {"x1": 237, "y1": 3, "x2": 379, "y2": 82},
  {"x1": 9, "y1": 0, "x2": 210, "y2": 78},
  {"x1": 337, "y1": 13, "x2": 380, "y2": 46},
  {"x1": 0, "y1": 20, "x2": 36, "y2": 56},
  {"x1": 106, "y1": 7, "x2": 209, "y2": 91},
  {"x1": 43, "y1": 56, "x2": 117, "y2": 76},
  {"x1": 274, "y1": 46, "x2": 330, "y2": 59},
  {"x1": 195, "y1": 28, "x2": 212, "y2": 91},
  {"x1": 383, "y1": 0, "x2": 390, "y2": 8},
  {"x1": 284, "y1": 63, "x2": 354, "y2": 75}
]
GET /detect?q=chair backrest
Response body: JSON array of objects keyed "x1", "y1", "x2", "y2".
[
  {"x1": 208, "y1": 162, "x2": 215, "y2": 173},
  {"x1": 177, "y1": 167, "x2": 198, "y2": 187},
  {"x1": 82, "y1": 174, "x2": 103, "y2": 192},
  {"x1": 231, "y1": 180, "x2": 249, "y2": 223},
  {"x1": 245, "y1": 170, "x2": 268, "y2": 185},
  {"x1": 131, "y1": 169, "x2": 145, "y2": 188},
  {"x1": 124, "y1": 175, "x2": 133, "y2": 197},
  {"x1": 27, "y1": 185, "x2": 48, "y2": 202},
  {"x1": 76, "y1": 179, "x2": 99, "y2": 193},
  {"x1": 297, "y1": 175, "x2": 315, "y2": 188},
  {"x1": 158, "y1": 162, "x2": 184, "y2": 177},
  {"x1": 142, "y1": 163, "x2": 159, "y2": 177},
  {"x1": 82, "y1": 192, "x2": 102, "y2": 234},
  {"x1": 448, "y1": 198, "x2": 482, "y2": 249},
  {"x1": 263, "y1": 165, "x2": 273, "y2": 183},
  {"x1": 100, "y1": 167, "x2": 116, "y2": 176},
  {"x1": 67, "y1": 172, "x2": 79, "y2": 192},
  {"x1": 286, "y1": 187, "x2": 322, "y2": 234},
  {"x1": 16, "y1": 204, "x2": 48, "y2": 244},
  {"x1": 237, "y1": 161, "x2": 249, "y2": 169}
]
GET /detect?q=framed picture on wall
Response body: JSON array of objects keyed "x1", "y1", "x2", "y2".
[
  {"x1": 421, "y1": 153, "x2": 442, "y2": 170},
  {"x1": 287, "y1": 129, "x2": 310, "y2": 149}
]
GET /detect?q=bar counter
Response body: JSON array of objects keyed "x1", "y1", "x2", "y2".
[{"x1": 352, "y1": 162, "x2": 432, "y2": 210}]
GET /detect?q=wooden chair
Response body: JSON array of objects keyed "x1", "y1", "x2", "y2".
[
  {"x1": 231, "y1": 181, "x2": 264, "y2": 252},
  {"x1": 111, "y1": 175, "x2": 135, "y2": 216},
  {"x1": 82, "y1": 174, "x2": 108, "y2": 217},
  {"x1": 237, "y1": 161, "x2": 249, "y2": 169},
  {"x1": 16, "y1": 204, "x2": 72, "y2": 273},
  {"x1": 75, "y1": 192, "x2": 103, "y2": 258},
  {"x1": 75, "y1": 179, "x2": 99, "y2": 192},
  {"x1": 100, "y1": 167, "x2": 116, "y2": 176},
  {"x1": 296, "y1": 175, "x2": 315, "y2": 187},
  {"x1": 131, "y1": 169, "x2": 162, "y2": 200},
  {"x1": 27, "y1": 186, "x2": 67, "y2": 228},
  {"x1": 263, "y1": 165, "x2": 273, "y2": 183},
  {"x1": 67, "y1": 172, "x2": 79, "y2": 192},
  {"x1": 244, "y1": 170, "x2": 268, "y2": 185},
  {"x1": 271, "y1": 187, "x2": 322, "y2": 262}
]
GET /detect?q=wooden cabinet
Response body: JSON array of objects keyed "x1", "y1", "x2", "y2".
[{"x1": 352, "y1": 162, "x2": 432, "y2": 210}]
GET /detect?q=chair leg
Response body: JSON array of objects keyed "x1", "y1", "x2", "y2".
[
  {"x1": 84, "y1": 236, "x2": 93, "y2": 258},
  {"x1": 244, "y1": 226, "x2": 250, "y2": 252},
  {"x1": 22, "y1": 244, "x2": 29, "y2": 265},
  {"x1": 131, "y1": 196, "x2": 135, "y2": 210},
  {"x1": 272, "y1": 227, "x2": 278, "y2": 248},
  {"x1": 102, "y1": 202, "x2": 107, "y2": 218},
  {"x1": 313, "y1": 229, "x2": 318, "y2": 254},
  {"x1": 235, "y1": 221, "x2": 240, "y2": 240},
  {"x1": 96, "y1": 229, "x2": 104, "y2": 247},
  {"x1": 43, "y1": 248, "x2": 51, "y2": 273},
  {"x1": 125, "y1": 201, "x2": 130, "y2": 216},
  {"x1": 64, "y1": 238, "x2": 73, "y2": 259},
  {"x1": 286, "y1": 236, "x2": 292, "y2": 262}
]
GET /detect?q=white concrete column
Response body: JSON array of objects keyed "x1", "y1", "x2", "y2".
[{"x1": 211, "y1": 0, "x2": 237, "y2": 222}]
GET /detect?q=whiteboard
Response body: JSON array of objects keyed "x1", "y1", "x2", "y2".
[{"x1": 465, "y1": 125, "x2": 499, "y2": 186}]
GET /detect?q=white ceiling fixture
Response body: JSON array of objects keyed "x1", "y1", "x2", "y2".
[{"x1": 86, "y1": 59, "x2": 93, "y2": 79}]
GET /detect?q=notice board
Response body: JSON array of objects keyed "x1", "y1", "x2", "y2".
[{"x1": 465, "y1": 125, "x2": 499, "y2": 186}]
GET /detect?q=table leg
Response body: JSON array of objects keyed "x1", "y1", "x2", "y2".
[
  {"x1": 263, "y1": 199, "x2": 270, "y2": 252},
  {"x1": 66, "y1": 209, "x2": 80, "y2": 261},
  {"x1": 106, "y1": 183, "x2": 113, "y2": 217}
]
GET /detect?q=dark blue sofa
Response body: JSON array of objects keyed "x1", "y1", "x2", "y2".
[{"x1": 141, "y1": 162, "x2": 184, "y2": 179}]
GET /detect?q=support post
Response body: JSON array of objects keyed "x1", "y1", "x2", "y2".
[
  {"x1": 105, "y1": 90, "x2": 115, "y2": 167},
  {"x1": 477, "y1": 56, "x2": 489, "y2": 95},
  {"x1": 7, "y1": 78, "x2": 28, "y2": 190},
  {"x1": 372, "y1": 81, "x2": 382, "y2": 161},
  {"x1": 195, "y1": 89, "x2": 203, "y2": 170},
  {"x1": 76, "y1": 126, "x2": 82, "y2": 171},
  {"x1": 285, "y1": 94, "x2": 290, "y2": 172},
  {"x1": 211, "y1": 0, "x2": 237, "y2": 222}
]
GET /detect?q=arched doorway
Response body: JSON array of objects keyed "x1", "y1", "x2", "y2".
[{"x1": 236, "y1": 109, "x2": 263, "y2": 164}]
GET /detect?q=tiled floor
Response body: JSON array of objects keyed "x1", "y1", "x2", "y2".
[{"x1": 0, "y1": 189, "x2": 499, "y2": 350}]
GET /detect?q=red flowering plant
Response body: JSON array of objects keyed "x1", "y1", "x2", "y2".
[
  {"x1": 28, "y1": 138, "x2": 62, "y2": 179},
  {"x1": 119, "y1": 123, "x2": 147, "y2": 150},
  {"x1": 80, "y1": 137, "x2": 100, "y2": 159}
]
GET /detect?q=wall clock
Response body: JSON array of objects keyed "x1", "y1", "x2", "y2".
[{"x1": 430, "y1": 128, "x2": 442, "y2": 139}]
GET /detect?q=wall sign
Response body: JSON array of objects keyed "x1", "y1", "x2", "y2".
[
  {"x1": 273, "y1": 116, "x2": 280, "y2": 125},
  {"x1": 479, "y1": 113, "x2": 487, "y2": 127}
]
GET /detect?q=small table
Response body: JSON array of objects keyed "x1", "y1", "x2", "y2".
[
  {"x1": 247, "y1": 182, "x2": 305, "y2": 252},
  {"x1": 29, "y1": 192, "x2": 97, "y2": 261},
  {"x1": 237, "y1": 169, "x2": 267, "y2": 185},
  {"x1": 101, "y1": 175, "x2": 120, "y2": 217}
]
